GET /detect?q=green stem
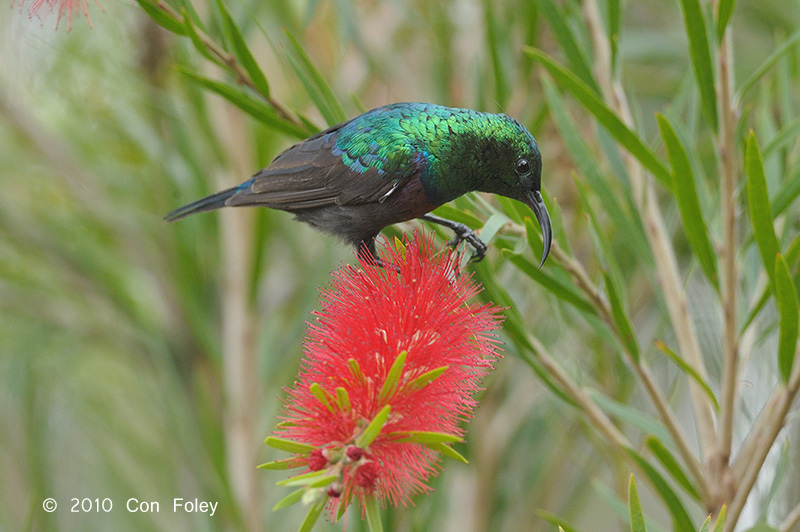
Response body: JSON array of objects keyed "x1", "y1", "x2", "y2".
[{"x1": 365, "y1": 497, "x2": 384, "y2": 532}]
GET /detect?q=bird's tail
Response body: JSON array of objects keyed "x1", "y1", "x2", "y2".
[{"x1": 163, "y1": 186, "x2": 241, "y2": 222}]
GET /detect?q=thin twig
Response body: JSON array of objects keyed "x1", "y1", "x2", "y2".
[
  {"x1": 527, "y1": 335, "x2": 633, "y2": 453},
  {"x1": 779, "y1": 498, "x2": 800, "y2": 532},
  {"x1": 510, "y1": 212, "x2": 711, "y2": 496},
  {"x1": 154, "y1": 0, "x2": 302, "y2": 128},
  {"x1": 715, "y1": 14, "x2": 740, "y2": 499},
  {"x1": 552, "y1": 242, "x2": 710, "y2": 497},
  {"x1": 725, "y1": 345, "x2": 800, "y2": 532},
  {"x1": 551, "y1": 242, "x2": 611, "y2": 316},
  {"x1": 635, "y1": 362, "x2": 711, "y2": 499},
  {"x1": 582, "y1": 0, "x2": 716, "y2": 455},
  {"x1": 524, "y1": 333, "x2": 712, "y2": 506},
  {"x1": 730, "y1": 390, "x2": 780, "y2": 481}
]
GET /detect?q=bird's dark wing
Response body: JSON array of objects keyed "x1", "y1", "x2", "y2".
[{"x1": 228, "y1": 121, "x2": 422, "y2": 211}]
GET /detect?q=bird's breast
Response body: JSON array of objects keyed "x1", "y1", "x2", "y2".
[{"x1": 385, "y1": 175, "x2": 440, "y2": 220}]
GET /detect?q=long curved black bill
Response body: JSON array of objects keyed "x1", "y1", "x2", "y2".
[{"x1": 525, "y1": 190, "x2": 552, "y2": 267}]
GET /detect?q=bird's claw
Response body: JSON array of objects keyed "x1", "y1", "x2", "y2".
[
  {"x1": 446, "y1": 223, "x2": 487, "y2": 262},
  {"x1": 419, "y1": 214, "x2": 488, "y2": 262}
]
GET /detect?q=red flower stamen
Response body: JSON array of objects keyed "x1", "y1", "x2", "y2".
[
  {"x1": 14, "y1": 0, "x2": 96, "y2": 31},
  {"x1": 270, "y1": 232, "x2": 504, "y2": 520}
]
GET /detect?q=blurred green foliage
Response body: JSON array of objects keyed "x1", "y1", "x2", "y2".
[{"x1": 1, "y1": 0, "x2": 799, "y2": 531}]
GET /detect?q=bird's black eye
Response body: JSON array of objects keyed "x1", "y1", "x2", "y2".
[{"x1": 516, "y1": 158, "x2": 531, "y2": 176}]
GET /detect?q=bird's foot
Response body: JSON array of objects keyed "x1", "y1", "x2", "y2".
[
  {"x1": 446, "y1": 225, "x2": 487, "y2": 261},
  {"x1": 420, "y1": 214, "x2": 487, "y2": 262}
]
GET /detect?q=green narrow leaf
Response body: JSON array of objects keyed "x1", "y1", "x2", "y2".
[
  {"x1": 479, "y1": 212, "x2": 509, "y2": 246},
  {"x1": 573, "y1": 176, "x2": 626, "y2": 304},
  {"x1": 134, "y1": 0, "x2": 187, "y2": 35},
  {"x1": 307, "y1": 475, "x2": 339, "y2": 488},
  {"x1": 404, "y1": 366, "x2": 448, "y2": 392},
  {"x1": 525, "y1": 212, "x2": 544, "y2": 266},
  {"x1": 787, "y1": 232, "x2": 800, "y2": 268},
  {"x1": 758, "y1": 442, "x2": 790, "y2": 522},
  {"x1": 677, "y1": 0, "x2": 717, "y2": 129},
  {"x1": 645, "y1": 436, "x2": 701, "y2": 500},
  {"x1": 335, "y1": 387, "x2": 351, "y2": 412},
  {"x1": 594, "y1": 480, "x2": 664, "y2": 532},
  {"x1": 740, "y1": 287, "x2": 772, "y2": 335},
  {"x1": 537, "y1": 511, "x2": 583, "y2": 532},
  {"x1": 495, "y1": 195, "x2": 526, "y2": 224},
  {"x1": 336, "y1": 497, "x2": 348, "y2": 521},
  {"x1": 657, "y1": 114, "x2": 719, "y2": 289},
  {"x1": 770, "y1": 164, "x2": 800, "y2": 218},
  {"x1": 548, "y1": 196, "x2": 572, "y2": 257},
  {"x1": 387, "y1": 431, "x2": 462, "y2": 444},
  {"x1": 283, "y1": 29, "x2": 347, "y2": 126},
  {"x1": 608, "y1": 0, "x2": 621, "y2": 73},
  {"x1": 472, "y1": 262, "x2": 579, "y2": 408},
  {"x1": 309, "y1": 383, "x2": 334, "y2": 412},
  {"x1": 713, "y1": 506, "x2": 727, "y2": 532},
  {"x1": 378, "y1": 351, "x2": 407, "y2": 400},
  {"x1": 737, "y1": 29, "x2": 800, "y2": 101},
  {"x1": 298, "y1": 498, "x2": 326, "y2": 532},
  {"x1": 215, "y1": 0, "x2": 271, "y2": 97},
  {"x1": 746, "y1": 132, "x2": 780, "y2": 292},
  {"x1": 428, "y1": 442, "x2": 468, "y2": 463},
  {"x1": 356, "y1": 405, "x2": 391, "y2": 448},
  {"x1": 541, "y1": 75, "x2": 650, "y2": 263},
  {"x1": 538, "y1": 0, "x2": 599, "y2": 91},
  {"x1": 276, "y1": 471, "x2": 337, "y2": 488},
  {"x1": 179, "y1": 0, "x2": 205, "y2": 31},
  {"x1": 365, "y1": 497, "x2": 384, "y2": 532},
  {"x1": 177, "y1": 68, "x2": 308, "y2": 139},
  {"x1": 526, "y1": 48, "x2": 673, "y2": 189},
  {"x1": 502, "y1": 250, "x2": 598, "y2": 317},
  {"x1": 629, "y1": 474, "x2": 647, "y2": 532},
  {"x1": 348, "y1": 358, "x2": 365, "y2": 383},
  {"x1": 628, "y1": 451, "x2": 695, "y2": 532},
  {"x1": 775, "y1": 253, "x2": 799, "y2": 383},
  {"x1": 482, "y1": 0, "x2": 510, "y2": 106},
  {"x1": 590, "y1": 391, "x2": 673, "y2": 445},
  {"x1": 699, "y1": 516, "x2": 712, "y2": 532},
  {"x1": 272, "y1": 488, "x2": 306, "y2": 511},
  {"x1": 603, "y1": 270, "x2": 640, "y2": 362},
  {"x1": 430, "y1": 204, "x2": 483, "y2": 228},
  {"x1": 258, "y1": 457, "x2": 306, "y2": 470},
  {"x1": 739, "y1": 524, "x2": 780, "y2": 532},
  {"x1": 763, "y1": 115, "x2": 800, "y2": 158},
  {"x1": 264, "y1": 437, "x2": 316, "y2": 454},
  {"x1": 654, "y1": 341, "x2": 719, "y2": 410},
  {"x1": 716, "y1": 0, "x2": 736, "y2": 42},
  {"x1": 740, "y1": 208, "x2": 800, "y2": 331},
  {"x1": 182, "y1": 10, "x2": 222, "y2": 65}
]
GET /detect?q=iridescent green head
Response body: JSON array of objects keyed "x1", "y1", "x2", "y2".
[{"x1": 418, "y1": 106, "x2": 551, "y2": 265}]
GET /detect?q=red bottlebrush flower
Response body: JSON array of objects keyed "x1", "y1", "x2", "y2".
[
  {"x1": 264, "y1": 232, "x2": 504, "y2": 524},
  {"x1": 14, "y1": 0, "x2": 94, "y2": 31}
]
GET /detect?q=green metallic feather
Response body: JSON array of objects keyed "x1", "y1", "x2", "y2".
[{"x1": 331, "y1": 103, "x2": 540, "y2": 205}]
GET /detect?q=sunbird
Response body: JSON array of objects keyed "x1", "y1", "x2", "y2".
[{"x1": 165, "y1": 102, "x2": 551, "y2": 265}]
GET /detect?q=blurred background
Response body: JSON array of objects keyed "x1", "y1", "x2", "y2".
[{"x1": 1, "y1": 0, "x2": 799, "y2": 531}]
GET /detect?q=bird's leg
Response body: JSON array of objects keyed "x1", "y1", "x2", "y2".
[{"x1": 419, "y1": 214, "x2": 487, "y2": 261}]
